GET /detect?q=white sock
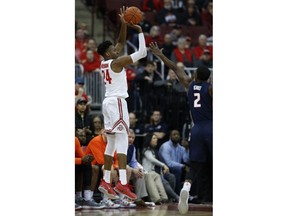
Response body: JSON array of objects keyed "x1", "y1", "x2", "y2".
[
  {"x1": 104, "y1": 170, "x2": 111, "y2": 183},
  {"x1": 119, "y1": 169, "x2": 127, "y2": 185},
  {"x1": 90, "y1": 190, "x2": 94, "y2": 199},
  {"x1": 76, "y1": 191, "x2": 82, "y2": 198},
  {"x1": 103, "y1": 193, "x2": 108, "y2": 201},
  {"x1": 84, "y1": 190, "x2": 91, "y2": 201},
  {"x1": 183, "y1": 181, "x2": 191, "y2": 192},
  {"x1": 119, "y1": 193, "x2": 124, "y2": 199}
]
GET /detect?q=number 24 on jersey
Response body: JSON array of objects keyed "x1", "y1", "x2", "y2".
[{"x1": 101, "y1": 69, "x2": 112, "y2": 84}]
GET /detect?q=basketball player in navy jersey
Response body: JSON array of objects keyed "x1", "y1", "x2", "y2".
[{"x1": 149, "y1": 42, "x2": 212, "y2": 214}]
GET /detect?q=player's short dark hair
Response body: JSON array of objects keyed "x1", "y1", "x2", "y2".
[
  {"x1": 196, "y1": 66, "x2": 211, "y2": 81},
  {"x1": 97, "y1": 40, "x2": 113, "y2": 57}
]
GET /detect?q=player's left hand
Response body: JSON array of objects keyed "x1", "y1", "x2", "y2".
[{"x1": 149, "y1": 42, "x2": 163, "y2": 56}]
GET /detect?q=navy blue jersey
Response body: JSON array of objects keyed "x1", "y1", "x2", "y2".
[{"x1": 188, "y1": 81, "x2": 212, "y2": 124}]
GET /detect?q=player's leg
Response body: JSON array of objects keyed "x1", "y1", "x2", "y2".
[
  {"x1": 178, "y1": 124, "x2": 204, "y2": 214},
  {"x1": 114, "y1": 133, "x2": 137, "y2": 200}
]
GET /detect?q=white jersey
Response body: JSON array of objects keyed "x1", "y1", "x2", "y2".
[{"x1": 100, "y1": 59, "x2": 128, "y2": 98}]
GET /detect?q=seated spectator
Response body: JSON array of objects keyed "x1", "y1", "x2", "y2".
[
  {"x1": 75, "y1": 77, "x2": 89, "y2": 105},
  {"x1": 170, "y1": 24, "x2": 184, "y2": 46},
  {"x1": 195, "y1": 49, "x2": 213, "y2": 68},
  {"x1": 75, "y1": 28, "x2": 87, "y2": 56},
  {"x1": 201, "y1": 1, "x2": 213, "y2": 32},
  {"x1": 82, "y1": 49, "x2": 101, "y2": 74},
  {"x1": 87, "y1": 114, "x2": 104, "y2": 141},
  {"x1": 142, "y1": 133, "x2": 179, "y2": 203},
  {"x1": 145, "y1": 110, "x2": 169, "y2": 146},
  {"x1": 145, "y1": 25, "x2": 164, "y2": 47},
  {"x1": 75, "y1": 97, "x2": 93, "y2": 141},
  {"x1": 192, "y1": 34, "x2": 213, "y2": 65},
  {"x1": 184, "y1": 4, "x2": 201, "y2": 26},
  {"x1": 156, "y1": 0, "x2": 178, "y2": 27},
  {"x1": 142, "y1": 133, "x2": 169, "y2": 204},
  {"x1": 142, "y1": 0, "x2": 163, "y2": 12},
  {"x1": 75, "y1": 137, "x2": 105, "y2": 210},
  {"x1": 126, "y1": 129, "x2": 150, "y2": 206},
  {"x1": 75, "y1": 128, "x2": 89, "y2": 147},
  {"x1": 80, "y1": 38, "x2": 102, "y2": 64},
  {"x1": 161, "y1": 34, "x2": 176, "y2": 62},
  {"x1": 171, "y1": 37, "x2": 193, "y2": 67},
  {"x1": 158, "y1": 130, "x2": 190, "y2": 194}
]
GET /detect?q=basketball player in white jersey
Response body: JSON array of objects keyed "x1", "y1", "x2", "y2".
[{"x1": 96, "y1": 7, "x2": 147, "y2": 200}]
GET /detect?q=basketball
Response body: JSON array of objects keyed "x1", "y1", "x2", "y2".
[{"x1": 123, "y1": 6, "x2": 143, "y2": 25}]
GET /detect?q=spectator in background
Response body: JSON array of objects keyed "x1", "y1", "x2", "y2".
[
  {"x1": 158, "y1": 130, "x2": 190, "y2": 194},
  {"x1": 142, "y1": 133, "x2": 179, "y2": 203},
  {"x1": 156, "y1": 0, "x2": 178, "y2": 27},
  {"x1": 75, "y1": 77, "x2": 89, "y2": 105},
  {"x1": 145, "y1": 25, "x2": 164, "y2": 47},
  {"x1": 145, "y1": 110, "x2": 169, "y2": 147},
  {"x1": 82, "y1": 49, "x2": 101, "y2": 74},
  {"x1": 142, "y1": 133, "x2": 169, "y2": 204},
  {"x1": 135, "y1": 60, "x2": 162, "y2": 122},
  {"x1": 75, "y1": 28, "x2": 87, "y2": 61},
  {"x1": 126, "y1": 129, "x2": 150, "y2": 206},
  {"x1": 195, "y1": 49, "x2": 212, "y2": 68},
  {"x1": 161, "y1": 34, "x2": 176, "y2": 61},
  {"x1": 75, "y1": 97, "x2": 93, "y2": 140},
  {"x1": 201, "y1": 1, "x2": 213, "y2": 32},
  {"x1": 75, "y1": 137, "x2": 105, "y2": 209},
  {"x1": 192, "y1": 34, "x2": 213, "y2": 65},
  {"x1": 75, "y1": 128, "x2": 88, "y2": 147},
  {"x1": 171, "y1": 37, "x2": 194, "y2": 67},
  {"x1": 142, "y1": 0, "x2": 163, "y2": 12},
  {"x1": 184, "y1": 4, "x2": 201, "y2": 26},
  {"x1": 170, "y1": 25, "x2": 184, "y2": 46},
  {"x1": 80, "y1": 38, "x2": 102, "y2": 64},
  {"x1": 88, "y1": 114, "x2": 104, "y2": 140}
]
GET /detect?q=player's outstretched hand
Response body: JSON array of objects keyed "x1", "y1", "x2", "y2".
[
  {"x1": 119, "y1": 6, "x2": 129, "y2": 24},
  {"x1": 149, "y1": 42, "x2": 163, "y2": 56}
]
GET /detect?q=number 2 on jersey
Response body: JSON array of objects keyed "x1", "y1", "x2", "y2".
[
  {"x1": 194, "y1": 93, "x2": 201, "y2": 107},
  {"x1": 101, "y1": 69, "x2": 112, "y2": 84}
]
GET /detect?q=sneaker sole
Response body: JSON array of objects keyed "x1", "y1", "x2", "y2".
[
  {"x1": 114, "y1": 187, "x2": 137, "y2": 200},
  {"x1": 82, "y1": 206, "x2": 105, "y2": 210},
  {"x1": 98, "y1": 186, "x2": 119, "y2": 200},
  {"x1": 178, "y1": 189, "x2": 189, "y2": 214}
]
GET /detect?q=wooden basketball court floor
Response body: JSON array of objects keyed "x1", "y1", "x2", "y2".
[{"x1": 76, "y1": 203, "x2": 213, "y2": 216}]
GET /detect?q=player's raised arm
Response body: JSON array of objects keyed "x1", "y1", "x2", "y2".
[
  {"x1": 149, "y1": 42, "x2": 191, "y2": 90},
  {"x1": 112, "y1": 24, "x2": 147, "y2": 72},
  {"x1": 114, "y1": 6, "x2": 128, "y2": 53}
]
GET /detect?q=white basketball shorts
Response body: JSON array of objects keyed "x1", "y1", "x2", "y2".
[{"x1": 102, "y1": 97, "x2": 129, "y2": 134}]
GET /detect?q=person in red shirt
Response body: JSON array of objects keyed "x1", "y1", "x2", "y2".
[
  {"x1": 82, "y1": 49, "x2": 101, "y2": 74},
  {"x1": 80, "y1": 38, "x2": 102, "y2": 64},
  {"x1": 145, "y1": 25, "x2": 164, "y2": 47},
  {"x1": 171, "y1": 37, "x2": 193, "y2": 67},
  {"x1": 192, "y1": 34, "x2": 213, "y2": 65}
]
